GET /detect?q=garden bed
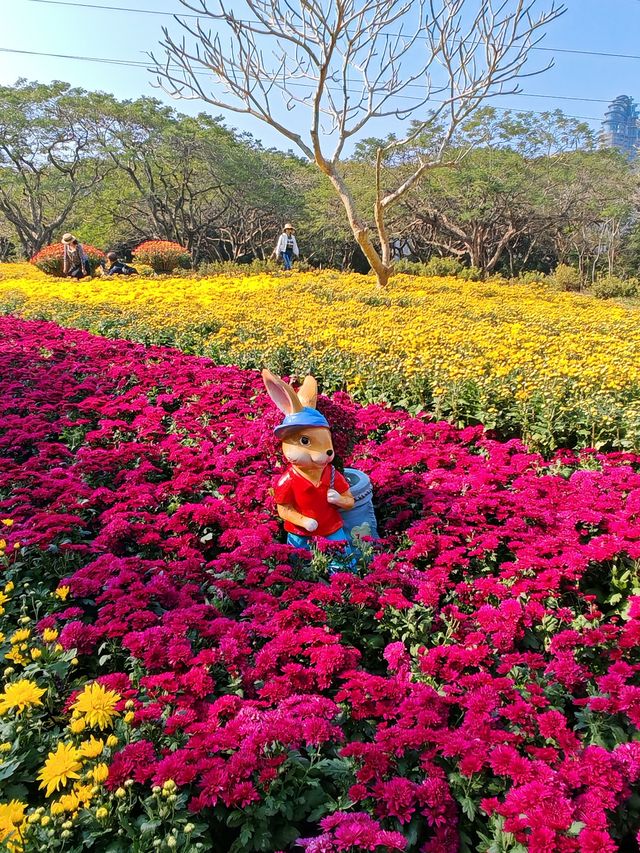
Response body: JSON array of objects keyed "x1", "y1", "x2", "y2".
[
  {"x1": 1, "y1": 264, "x2": 640, "y2": 451},
  {"x1": 1, "y1": 318, "x2": 640, "y2": 851}
]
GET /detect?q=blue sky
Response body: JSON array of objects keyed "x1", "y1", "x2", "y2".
[{"x1": 2, "y1": 0, "x2": 640, "y2": 152}]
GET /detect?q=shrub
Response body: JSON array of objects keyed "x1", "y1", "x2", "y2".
[
  {"x1": 457, "y1": 265, "x2": 483, "y2": 281},
  {"x1": 135, "y1": 263, "x2": 156, "y2": 278},
  {"x1": 31, "y1": 243, "x2": 105, "y2": 277},
  {"x1": 132, "y1": 240, "x2": 191, "y2": 274},
  {"x1": 423, "y1": 256, "x2": 464, "y2": 277},
  {"x1": 511, "y1": 270, "x2": 548, "y2": 286},
  {"x1": 393, "y1": 259, "x2": 425, "y2": 276},
  {"x1": 394, "y1": 257, "x2": 467, "y2": 278},
  {"x1": 551, "y1": 263, "x2": 582, "y2": 291},
  {"x1": 590, "y1": 275, "x2": 639, "y2": 300},
  {"x1": 195, "y1": 257, "x2": 319, "y2": 278}
]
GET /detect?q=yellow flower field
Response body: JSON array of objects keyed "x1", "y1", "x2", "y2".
[{"x1": 1, "y1": 263, "x2": 640, "y2": 450}]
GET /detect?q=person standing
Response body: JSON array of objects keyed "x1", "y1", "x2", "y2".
[
  {"x1": 61, "y1": 233, "x2": 89, "y2": 278},
  {"x1": 273, "y1": 223, "x2": 299, "y2": 270}
]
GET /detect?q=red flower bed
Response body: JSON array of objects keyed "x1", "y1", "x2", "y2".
[
  {"x1": 2, "y1": 317, "x2": 640, "y2": 851},
  {"x1": 132, "y1": 239, "x2": 191, "y2": 273},
  {"x1": 30, "y1": 242, "x2": 106, "y2": 276}
]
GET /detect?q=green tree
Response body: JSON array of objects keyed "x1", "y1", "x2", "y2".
[
  {"x1": 382, "y1": 110, "x2": 631, "y2": 277},
  {"x1": 0, "y1": 80, "x2": 112, "y2": 257}
]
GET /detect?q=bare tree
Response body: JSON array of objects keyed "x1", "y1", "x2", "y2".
[{"x1": 154, "y1": 0, "x2": 564, "y2": 286}]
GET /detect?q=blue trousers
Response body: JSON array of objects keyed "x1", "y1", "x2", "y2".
[
  {"x1": 280, "y1": 250, "x2": 293, "y2": 270},
  {"x1": 287, "y1": 528, "x2": 357, "y2": 573}
]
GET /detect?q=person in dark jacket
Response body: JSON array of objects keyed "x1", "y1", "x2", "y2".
[{"x1": 103, "y1": 252, "x2": 137, "y2": 276}]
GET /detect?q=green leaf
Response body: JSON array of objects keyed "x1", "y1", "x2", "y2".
[{"x1": 0, "y1": 759, "x2": 21, "y2": 781}]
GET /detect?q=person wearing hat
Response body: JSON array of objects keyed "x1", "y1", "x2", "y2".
[
  {"x1": 273, "y1": 223, "x2": 299, "y2": 270},
  {"x1": 61, "y1": 233, "x2": 89, "y2": 279}
]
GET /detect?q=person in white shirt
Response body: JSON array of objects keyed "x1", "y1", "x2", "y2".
[{"x1": 273, "y1": 223, "x2": 299, "y2": 270}]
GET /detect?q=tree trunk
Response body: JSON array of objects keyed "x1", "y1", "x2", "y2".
[{"x1": 320, "y1": 161, "x2": 391, "y2": 287}]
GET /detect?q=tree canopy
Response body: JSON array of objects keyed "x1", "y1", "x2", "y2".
[{"x1": 0, "y1": 80, "x2": 637, "y2": 283}]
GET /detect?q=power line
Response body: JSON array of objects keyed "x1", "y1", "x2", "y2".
[
  {"x1": 0, "y1": 45, "x2": 605, "y2": 122},
  {"x1": 24, "y1": 0, "x2": 640, "y2": 64},
  {"x1": 0, "y1": 46, "x2": 606, "y2": 122}
]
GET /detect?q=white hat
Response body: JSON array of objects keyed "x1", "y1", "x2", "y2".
[
  {"x1": 61, "y1": 233, "x2": 76, "y2": 244},
  {"x1": 283, "y1": 223, "x2": 295, "y2": 231}
]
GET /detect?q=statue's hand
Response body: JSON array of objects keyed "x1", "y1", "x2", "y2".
[
  {"x1": 327, "y1": 489, "x2": 342, "y2": 505},
  {"x1": 301, "y1": 517, "x2": 319, "y2": 532}
]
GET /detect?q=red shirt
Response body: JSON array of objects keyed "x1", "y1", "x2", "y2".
[{"x1": 274, "y1": 465, "x2": 350, "y2": 536}]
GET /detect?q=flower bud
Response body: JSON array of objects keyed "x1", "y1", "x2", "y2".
[
  {"x1": 91, "y1": 764, "x2": 109, "y2": 784},
  {"x1": 115, "y1": 788, "x2": 126, "y2": 799}
]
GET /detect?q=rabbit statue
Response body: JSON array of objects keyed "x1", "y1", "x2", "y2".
[{"x1": 262, "y1": 369, "x2": 356, "y2": 568}]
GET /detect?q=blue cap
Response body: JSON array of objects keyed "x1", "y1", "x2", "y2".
[{"x1": 274, "y1": 407, "x2": 330, "y2": 438}]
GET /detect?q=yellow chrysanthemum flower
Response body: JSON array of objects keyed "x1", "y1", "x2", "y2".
[
  {"x1": 42, "y1": 628, "x2": 59, "y2": 643},
  {"x1": 0, "y1": 799, "x2": 26, "y2": 851},
  {"x1": 73, "y1": 783, "x2": 95, "y2": 804},
  {"x1": 9, "y1": 629, "x2": 30, "y2": 645},
  {"x1": 50, "y1": 790, "x2": 80, "y2": 815},
  {"x1": 69, "y1": 717, "x2": 86, "y2": 734},
  {"x1": 0, "y1": 679, "x2": 45, "y2": 715},
  {"x1": 37, "y1": 743, "x2": 82, "y2": 797},
  {"x1": 78, "y1": 736, "x2": 104, "y2": 759},
  {"x1": 91, "y1": 763, "x2": 109, "y2": 784},
  {"x1": 54, "y1": 586, "x2": 70, "y2": 601},
  {"x1": 70, "y1": 682, "x2": 121, "y2": 730},
  {"x1": 3, "y1": 648, "x2": 26, "y2": 666}
]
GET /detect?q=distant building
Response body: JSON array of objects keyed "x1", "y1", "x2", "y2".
[{"x1": 602, "y1": 95, "x2": 640, "y2": 159}]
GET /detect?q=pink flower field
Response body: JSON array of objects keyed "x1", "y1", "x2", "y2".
[{"x1": 2, "y1": 316, "x2": 640, "y2": 852}]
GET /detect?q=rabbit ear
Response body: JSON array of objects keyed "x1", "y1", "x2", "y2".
[
  {"x1": 298, "y1": 375, "x2": 318, "y2": 409},
  {"x1": 262, "y1": 369, "x2": 303, "y2": 415}
]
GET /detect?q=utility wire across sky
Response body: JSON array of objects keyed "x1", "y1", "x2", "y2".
[
  {"x1": 0, "y1": 45, "x2": 604, "y2": 123},
  {"x1": 24, "y1": 0, "x2": 640, "y2": 64}
]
